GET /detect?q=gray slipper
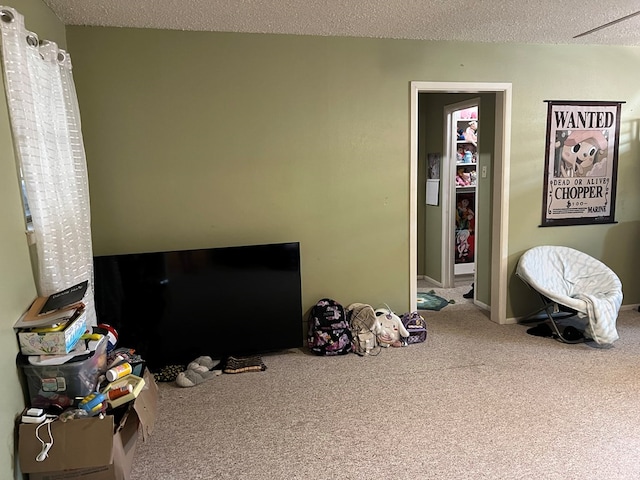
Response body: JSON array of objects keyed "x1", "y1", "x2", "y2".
[{"x1": 175, "y1": 368, "x2": 215, "y2": 388}]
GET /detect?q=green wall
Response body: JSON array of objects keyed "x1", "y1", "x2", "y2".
[
  {"x1": 70, "y1": 29, "x2": 419, "y2": 314},
  {"x1": 66, "y1": 26, "x2": 640, "y2": 319},
  {"x1": 0, "y1": 2, "x2": 66, "y2": 479},
  {"x1": 418, "y1": 93, "x2": 442, "y2": 280}
]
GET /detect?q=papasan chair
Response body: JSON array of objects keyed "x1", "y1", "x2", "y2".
[{"x1": 516, "y1": 245, "x2": 623, "y2": 345}]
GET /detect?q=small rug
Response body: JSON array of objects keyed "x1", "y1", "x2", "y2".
[{"x1": 417, "y1": 291, "x2": 454, "y2": 311}]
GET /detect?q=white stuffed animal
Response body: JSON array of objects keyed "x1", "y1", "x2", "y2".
[{"x1": 374, "y1": 307, "x2": 409, "y2": 347}]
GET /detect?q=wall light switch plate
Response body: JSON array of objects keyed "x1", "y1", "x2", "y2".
[{"x1": 481, "y1": 166, "x2": 487, "y2": 178}]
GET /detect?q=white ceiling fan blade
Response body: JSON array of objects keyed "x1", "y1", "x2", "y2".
[{"x1": 574, "y1": 10, "x2": 640, "y2": 38}]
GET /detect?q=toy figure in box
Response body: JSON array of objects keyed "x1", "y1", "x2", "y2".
[
  {"x1": 456, "y1": 229, "x2": 471, "y2": 262},
  {"x1": 456, "y1": 197, "x2": 474, "y2": 231},
  {"x1": 455, "y1": 196, "x2": 475, "y2": 263}
]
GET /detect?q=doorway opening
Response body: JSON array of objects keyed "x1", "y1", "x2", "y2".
[{"x1": 409, "y1": 82, "x2": 512, "y2": 325}]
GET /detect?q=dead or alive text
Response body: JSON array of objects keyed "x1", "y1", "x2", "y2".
[
  {"x1": 554, "y1": 110, "x2": 614, "y2": 129},
  {"x1": 552, "y1": 177, "x2": 609, "y2": 186}
]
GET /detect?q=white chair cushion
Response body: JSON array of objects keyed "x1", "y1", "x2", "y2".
[{"x1": 517, "y1": 246, "x2": 623, "y2": 345}]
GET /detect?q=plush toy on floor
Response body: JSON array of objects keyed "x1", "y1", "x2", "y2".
[
  {"x1": 175, "y1": 356, "x2": 221, "y2": 388},
  {"x1": 374, "y1": 307, "x2": 410, "y2": 347}
]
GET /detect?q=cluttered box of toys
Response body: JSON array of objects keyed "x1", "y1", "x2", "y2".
[{"x1": 14, "y1": 282, "x2": 158, "y2": 480}]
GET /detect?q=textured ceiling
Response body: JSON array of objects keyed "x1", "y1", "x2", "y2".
[{"x1": 41, "y1": 0, "x2": 640, "y2": 46}]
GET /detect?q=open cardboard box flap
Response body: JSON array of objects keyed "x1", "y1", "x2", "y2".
[
  {"x1": 19, "y1": 369, "x2": 158, "y2": 478},
  {"x1": 131, "y1": 368, "x2": 158, "y2": 441}
]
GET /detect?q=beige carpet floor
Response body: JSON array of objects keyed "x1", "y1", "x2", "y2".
[{"x1": 131, "y1": 305, "x2": 640, "y2": 480}]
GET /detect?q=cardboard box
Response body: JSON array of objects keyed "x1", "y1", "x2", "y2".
[
  {"x1": 18, "y1": 369, "x2": 158, "y2": 480},
  {"x1": 17, "y1": 311, "x2": 87, "y2": 355}
]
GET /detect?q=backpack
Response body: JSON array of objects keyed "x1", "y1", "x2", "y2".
[
  {"x1": 307, "y1": 298, "x2": 353, "y2": 355},
  {"x1": 346, "y1": 303, "x2": 379, "y2": 356},
  {"x1": 401, "y1": 311, "x2": 428, "y2": 344}
]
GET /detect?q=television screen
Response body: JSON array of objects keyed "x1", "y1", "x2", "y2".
[{"x1": 93, "y1": 242, "x2": 303, "y2": 369}]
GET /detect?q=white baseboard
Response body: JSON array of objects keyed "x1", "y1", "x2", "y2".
[
  {"x1": 420, "y1": 275, "x2": 443, "y2": 288},
  {"x1": 474, "y1": 300, "x2": 490, "y2": 311},
  {"x1": 620, "y1": 304, "x2": 639, "y2": 312}
]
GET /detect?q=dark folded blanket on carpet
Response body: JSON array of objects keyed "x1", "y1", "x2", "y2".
[{"x1": 222, "y1": 355, "x2": 267, "y2": 374}]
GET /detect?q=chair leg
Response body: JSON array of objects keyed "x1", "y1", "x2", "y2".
[
  {"x1": 519, "y1": 301, "x2": 557, "y2": 324},
  {"x1": 521, "y1": 294, "x2": 584, "y2": 344},
  {"x1": 537, "y1": 299, "x2": 584, "y2": 344}
]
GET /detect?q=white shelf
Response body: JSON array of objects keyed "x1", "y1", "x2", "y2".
[{"x1": 455, "y1": 262, "x2": 475, "y2": 275}]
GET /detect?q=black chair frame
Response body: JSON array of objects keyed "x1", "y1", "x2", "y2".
[{"x1": 517, "y1": 275, "x2": 584, "y2": 344}]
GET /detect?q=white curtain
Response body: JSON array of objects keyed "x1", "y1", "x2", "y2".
[{"x1": 0, "y1": 6, "x2": 96, "y2": 326}]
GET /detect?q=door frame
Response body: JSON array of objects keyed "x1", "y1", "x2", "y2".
[{"x1": 409, "y1": 82, "x2": 512, "y2": 325}]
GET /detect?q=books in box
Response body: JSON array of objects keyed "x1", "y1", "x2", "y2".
[{"x1": 14, "y1": 280, "x2": 88, "y2": 329}]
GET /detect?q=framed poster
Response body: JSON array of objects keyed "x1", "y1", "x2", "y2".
[
  {"x1": 427, "y1": 153, "x2": 440, "y2": 179},
  {"x1": 541, "y1": 101, "x2": 623, "y2": 227}
]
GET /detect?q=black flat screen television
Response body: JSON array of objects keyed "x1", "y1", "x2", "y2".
[{"x1": 93, "y1": 242, "x2": 303, "y2": 369}]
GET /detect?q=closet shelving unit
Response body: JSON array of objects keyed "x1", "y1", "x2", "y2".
[{"x1": 453, "y1": 111, "x2": 478, "y2": 276}]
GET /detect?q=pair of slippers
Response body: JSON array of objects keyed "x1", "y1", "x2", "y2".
[
  {"x1": 526, "y1": 322, "x2": 585, "y2": 342},
  {"x1": 175, "y1": 356, "x2": 221, "y2": 388}
]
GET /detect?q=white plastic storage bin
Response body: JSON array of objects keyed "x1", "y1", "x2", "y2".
[{"x1": 20, "y1": 335, "x2": 107, "y2": 410}]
